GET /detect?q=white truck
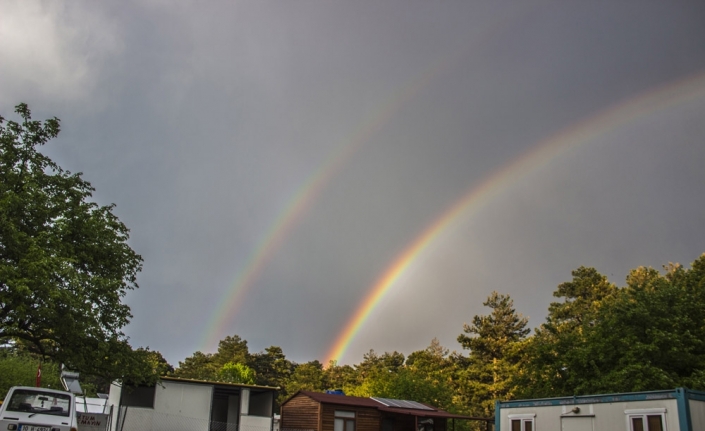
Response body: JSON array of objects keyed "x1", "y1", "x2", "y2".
[{"x1": 0, "y1": 386, "x2": 79, "y2": 431}]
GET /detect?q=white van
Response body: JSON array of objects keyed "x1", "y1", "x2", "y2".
[{"x1": 0, "y1": 386, "x2": 78, "y2": 431}]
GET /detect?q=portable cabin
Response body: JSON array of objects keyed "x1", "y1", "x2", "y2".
[
  {"x1": 108, "y1": 376, "x2": 278, "y2": 431},
  {"x1": 281, "y1": 390, "x2": 478, "y2": 431},
  {"x1": 495, "y1": 387, "x2": 705, "y2": 431}
]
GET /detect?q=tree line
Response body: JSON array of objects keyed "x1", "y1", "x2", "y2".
[{"x1": 169, "y1": 254, "x2": 705, "y2": 423}]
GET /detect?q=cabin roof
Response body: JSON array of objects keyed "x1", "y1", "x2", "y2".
[{"x1": 284, "y1": 391, "x2": 475, "y2": 420}]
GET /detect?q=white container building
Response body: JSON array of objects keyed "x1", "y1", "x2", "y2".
[
  {"x1": 495, "y1": 388, "x2": 705, "y2": 431},
  {"x1": 108, "y1": 376, "x2": 278, "y2": 431}
]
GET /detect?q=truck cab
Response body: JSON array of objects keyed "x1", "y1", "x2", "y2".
[{"x1": 0, "y1": 386, "x2": 78, "y2": 431}]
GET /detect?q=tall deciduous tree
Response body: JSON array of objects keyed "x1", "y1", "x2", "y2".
[
  {"x1": 284, "y1": 360, "x2": 326, "y2": 396},
  {"x1": 0, "y1": 104, "x2": 156, "y2": 383},
  {"x1": 556, "y1": 259, "x2": 705, "y2": 394},
  {"x1": 250, "y1": 346, "x2": 293, "y2": 388},
  {"x1": 520, "y1": 267, "x2": 617, "y2": 397},
  {"x1": 323, "y1": 361, "x2": 358, "y2": 393},
  {"x1": 173, "y1": 351, "x2": 217, "y2": 380}
]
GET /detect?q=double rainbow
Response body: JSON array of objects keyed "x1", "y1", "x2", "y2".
[
  {"x1": 199, "y1": 5, "x2": 536, "y2": 352},
  {"x1": 324, "y1": 70, "x2": 705, "y2": 365}
]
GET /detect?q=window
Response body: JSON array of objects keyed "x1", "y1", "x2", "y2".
[
  {"x1": 6, "y1": 389, "x2": 71, "y2": 418},
  {"x1": 120, "y1": 385, "x2": 156, "y2": 408},
  {"x1": 625, "y1": 408, "x2": 666, "y2": 431},
  {"x1": 334, "y1": 410, "x2": 355, "y2": 431},
  {"x1": 508, "y1": 414, "x2": 535, "y2": 431},
  {"x1": 417, "y1": 418, "x2": 434, "y2": 431}
]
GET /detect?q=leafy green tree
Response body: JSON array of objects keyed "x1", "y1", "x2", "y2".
[
  {"x1": 561, "y1": 259, "x2": 705, "y2": 393},
  {"x1": 250, "y1": 346, "x2": 293, "y2": 388},
  {"x1": 0, "y1": 351, "x2": 62, "y2": 398},
  {"x1": 545, "y1": 266, "x2": 618, "y2": 330},
  {"x1": 283, "y1": 360, "x2": 326, "y2": 397},
  {"x1": 342, "y1": 342, "x2": 454, "y2": 410},
  {"x1": 350, "y1": 365, "x2": 453, "y2": 409},
  {"x1": 212, "y1": 335, "x2": 250, "y2": 370},
  {"x1": 354, "y1": 349, "x2": 405, "y2": 381},
  {"x1": 520, "y1": 268, "x2": 618, "y2": 397},
  {"x1": 174, "y1": 335, "x2": 251, "y2": 382},
  {"x1": 173, "y1": 351, "x2": 218, "y2": 380},
  {"x1": 0, "y1": 104, "x2": 159, "y2": 384},
  {"x1": 456, "y1": 292, "x2": 529, "y2": 417},
  {"x1": 218, "y1": 362, "x2": 256, "y2": 385},
  {"x1": 521, "y1": 258, "x2": 705, "y2": 397},
  {"x1": 323, "y1": 360, "x2": 359, "y2": 394}
]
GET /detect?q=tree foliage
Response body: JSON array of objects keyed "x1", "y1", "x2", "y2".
[
  {"x1": 218, "y1": 362, "x2": 256, "y2": 385},
  {"x1": 284, "y1": 360, "x2": 326, "y2": 395},
  {"x1": 518, "y1": 267, "x2": 618, "y2": 397},
  {"x1": 173, "y1": 254, "x2": 705, "y2": 423},
  {"x1": 456, "y1": 292, "x2": 529, "y2": 417},
  {"x1": 0, "y1": 349, "x2": 62, "y2": 397},
  {"x1": 520, "y1": 257, "x2": 705, "y2": 398},
  {"x1": 0, "y1": 104, "x2": 164, "y2": 385},
  {"x1": 250, "y1": 346, "x2": 293, "y2": 388}
]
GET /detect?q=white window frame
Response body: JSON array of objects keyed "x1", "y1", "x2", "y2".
[
  {"x1": 508, "y1": 413, "x2": 535, "y2": 431},
  {"x1": 334, "y1": 410, "x2": 356, "y2": 431},
  {"x1": 624, "y1": 408, "x2": 667, "y2": 431}
]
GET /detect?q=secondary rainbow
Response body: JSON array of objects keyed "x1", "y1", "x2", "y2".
[
  {"x1": 200, "y1": 52, "x2": 457, "y2": 351},
  {"x1": 324, "y1": 70, "x2": 705, "y2": 365}
]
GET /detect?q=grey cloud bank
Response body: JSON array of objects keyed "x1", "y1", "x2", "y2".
[{"x1": 1, "y1": 1, "x2": 705, "y2": 366}]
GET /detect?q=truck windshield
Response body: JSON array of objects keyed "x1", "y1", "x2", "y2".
[{"x1": 5, "y1": 389, "x2": 71, "y2": 417}]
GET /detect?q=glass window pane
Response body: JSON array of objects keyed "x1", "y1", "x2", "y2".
[
  {"x1": 335, "y1": 418, "x2": 344, "y2": 431},
  {"x1": 647, "y1": 415, "x2": 663, "y2": 431},
  {"x1": 511, "y1": 419, "x2": 521, "y2": 431},
  {"x1": 631, "y1": 417, "x2": 644, "y2": 431},
  {"x1": 346, "y1": 420, "x2": 355, "y2": 431},
  {"x1": 524, "y1": 420, "x2": 532, "y2": 431}
]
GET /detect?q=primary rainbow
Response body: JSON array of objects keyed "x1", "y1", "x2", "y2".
[{"x1": 324, "y1": 70, "x2": 705, "y2": 365}]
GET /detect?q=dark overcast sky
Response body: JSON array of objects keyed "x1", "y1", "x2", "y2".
[{"x1": 2, "y1": 1, "x2": 705, "y2": 366}]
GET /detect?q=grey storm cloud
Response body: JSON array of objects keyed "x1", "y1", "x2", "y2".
[{"x1": 2, "y1": 0, "x2": 705, "y2": 366}]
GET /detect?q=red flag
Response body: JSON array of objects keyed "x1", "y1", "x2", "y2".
[{"x1": 36, "y1": 362, "x2": 41, "y2": 387}]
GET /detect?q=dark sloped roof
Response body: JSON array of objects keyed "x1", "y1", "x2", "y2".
[
  {"x1": 296, "y1": 391, "x2": 381, "y2": 408},
  {"x1": 285, "y1": 391, "x2": 476, "y2": 420},
  {"x1": 376, "y1": 405, "x2": 475, "y2": 420}
]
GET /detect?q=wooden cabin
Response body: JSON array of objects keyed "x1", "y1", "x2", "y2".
[{"x1": 281, "y1": 391, "x2": 475, "y2": 431}]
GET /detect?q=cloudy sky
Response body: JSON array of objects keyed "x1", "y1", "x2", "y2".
[{"x1": 2, "y1": 1, "x2": 705, "y2": 367}]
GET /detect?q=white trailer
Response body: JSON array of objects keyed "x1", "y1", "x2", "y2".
[
  {"x1": 107, "y1": 376, "x2": 278, "y2": 431},
  {"x1": 495, "y1": 387, "x2": 705, "y2": 431}
]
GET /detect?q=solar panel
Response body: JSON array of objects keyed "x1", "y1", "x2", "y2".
[{"x1": 371, "y1": 397, "x2": 435, "y2": 411}]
